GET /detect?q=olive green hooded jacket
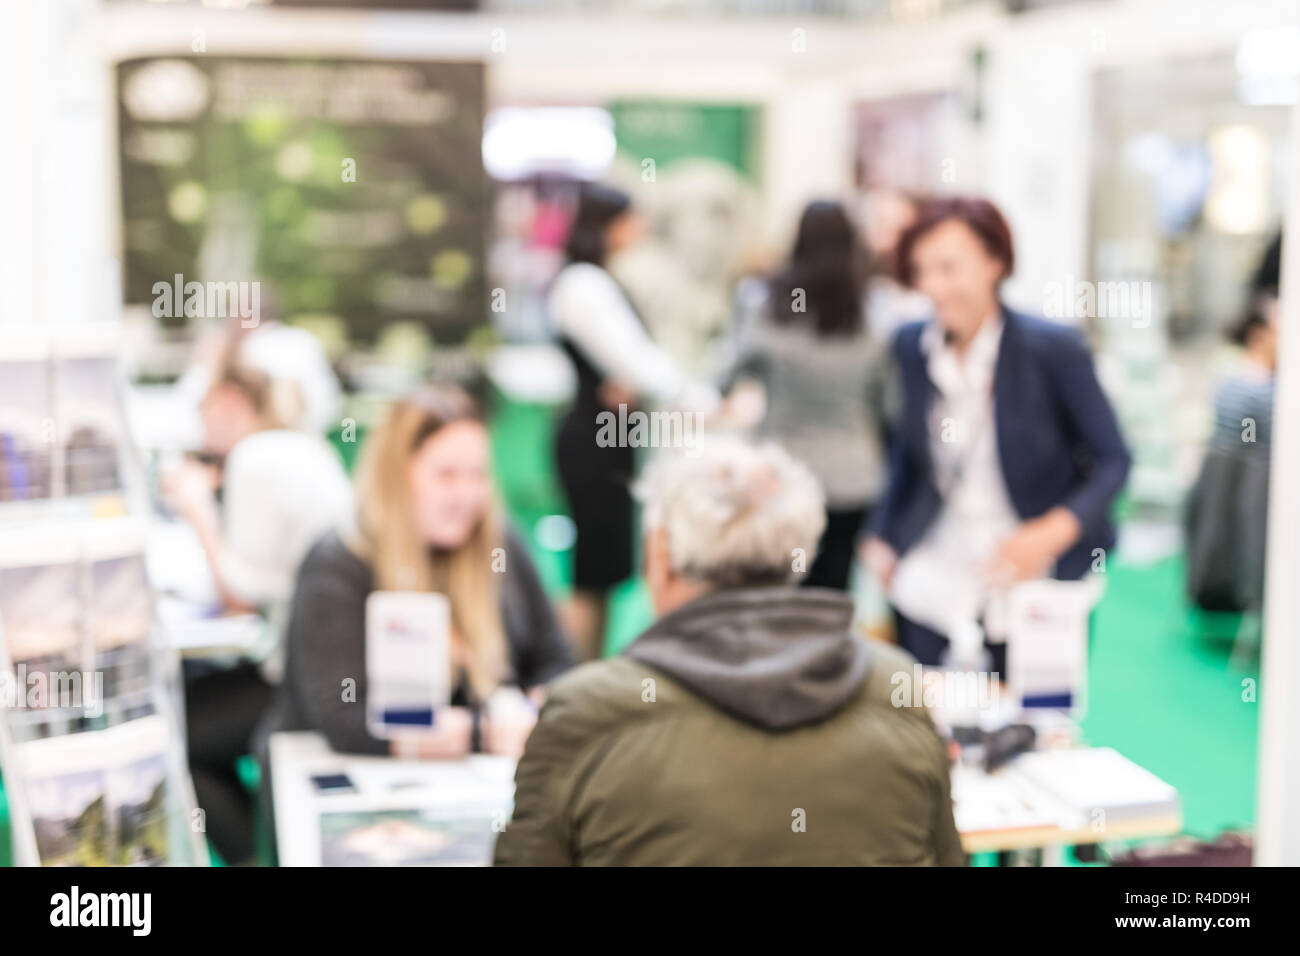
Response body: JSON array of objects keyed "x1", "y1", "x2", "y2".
[{"x1": 494, "y1": 586, "x2": 965, "y2": 866}]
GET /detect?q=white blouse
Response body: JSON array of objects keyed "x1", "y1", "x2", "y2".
[
  {"x1": 549, "y1": 262, "x2": 718, "y2": 413},
  {"x1": 890, "y1": 313, "x2": 1023, "y2": 644}
]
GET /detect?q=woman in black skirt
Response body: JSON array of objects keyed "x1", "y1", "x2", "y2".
[{"x1": 548, "y1": 183, "x2": 717, "y2": 660}]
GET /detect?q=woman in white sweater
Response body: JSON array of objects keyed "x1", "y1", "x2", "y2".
[{"x1": 164, "y1": 358, "x2": 352, "y2": 864}]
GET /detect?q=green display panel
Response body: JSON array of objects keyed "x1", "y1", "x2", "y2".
[{"x1": 609, "y1": 101, "x2": 758, "y2": 177}]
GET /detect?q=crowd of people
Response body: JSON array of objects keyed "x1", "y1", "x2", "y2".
[{"x1": 160, "y1": 184, "x2": 1275, "y2": 866}]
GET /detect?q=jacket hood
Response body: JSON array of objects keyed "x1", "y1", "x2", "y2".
[{"x1": 624, "y1": 586, "x2": 873, "y2": 731}]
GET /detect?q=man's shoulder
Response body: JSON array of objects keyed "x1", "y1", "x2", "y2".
[
  {"x1": 547, "y1": 656, "x2": 665, "y2": 710},
  {"x1": 545, "y1": 642, "x2": 931, "y2": 729},
  {"x1": 536, "y1": 655, "x2": 692, "y2": 740},
  {"x1": 849, "y1": 642, "x2": 949, "y2": 765},
  {"x1": 852, "y1": 640, "x2": 926, "y2": 712}
]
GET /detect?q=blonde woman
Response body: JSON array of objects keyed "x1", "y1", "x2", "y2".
[
  {"x1": 165, "y1": 361, "x2": 351, "y2": 627},
  {"x1": 165, "y1": 358, "x2": 353, "y2": 866},
  {"x1": 261, "y1": 386, "x2": 572, "y2": 766}
]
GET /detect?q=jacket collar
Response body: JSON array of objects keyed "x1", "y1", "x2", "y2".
[
  {"x1": 921, "y1": 308, "x2": 1005, "y2": 399},
  {"x1": 624, "y1": 586, "x2": 873, "y2": 731}
]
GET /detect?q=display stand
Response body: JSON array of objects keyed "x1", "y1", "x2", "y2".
[{"x1": 0, "y1": 326, "x2": 207, "y2": 866}]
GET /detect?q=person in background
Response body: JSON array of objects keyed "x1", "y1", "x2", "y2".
[
  {"x1": 495, "y1": 439, "x2": 963, "y2": 866},
  {"x1": 859, "y1": 187, "x2": 931, "y2": 346},
  {"x1": 174, "y1": 305, "x2": 343, "y2": 448},
  {"x1": 549, "y1": 182, "x2": 718, "y2": 660},
  {"x1": 1185, "y1": 254, "x2": 1280, "y2": 614},
  {"x1": 724, "y1": 199, "x2": 894, "y2": 590},
  {"x1": 259, "y1": 385, "x2": 572, "y2": 771},
  {"x1": 163, "y1": 358, "x2": 353, "y2": 865},
  {"x1": 861, "y1": 197, "x2": 1131, "y2": 672}
]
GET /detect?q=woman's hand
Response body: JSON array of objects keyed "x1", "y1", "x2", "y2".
[
  {"x1": 482, "y1": 687, "x2": 540, "y2": 760},
  {"x1": 597, "y1": 379, "x2": 639, "y2": 412},
  {"x1": 859, "y1": 536, "x2": 899, "y2": 590},
  {"x1": 392, "y1": 706, "x2": 474, "y2": 760},
  {"x1": 715, "y1": 381, "x2": 765, "y2": 429},
  {"x1": 985, "y1": 507, "x2": 1082, "y2": 587},
  {"x1": 482, "y1": 707, "x2": 538, "y2": 760},
  {"x1": 161, "y1": 457, "x2": 257, "y2": 613}
]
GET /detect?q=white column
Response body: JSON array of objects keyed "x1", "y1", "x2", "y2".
[
  {"x1": 0, "y1": 0, "x2": 112, "y2": 331},
  {"x1": 980, "y1": 25, "x2": 1092, "y2": 318},
  {"x1": 0, "y1": 0, "x2": 46, "y2": 327},
  {"x1": 1255, "y1": 95, "x2": 1300, "y2": 866},
  {"x1": 761, "y1": 79, "x2": 853, "y2": 249}
]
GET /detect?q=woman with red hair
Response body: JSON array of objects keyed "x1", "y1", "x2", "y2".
[{"x1": 862, "y1": 197, "x2": 1131, "y2": 674}]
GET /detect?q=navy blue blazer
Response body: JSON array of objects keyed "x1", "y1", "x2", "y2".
[{"x1": 868, "y1": 306, "x2": 1131, "y2": 580}]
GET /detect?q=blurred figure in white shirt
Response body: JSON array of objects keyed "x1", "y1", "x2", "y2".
[
  {"x1": 163, "y1": 358, "x2": 352, "y2": 865},
  {"x1": 549, "y1": 182, "x2": 718, "y2": 660},
  {"x1": 859, "y1": 187, "x2": 931, "y2": 346}
]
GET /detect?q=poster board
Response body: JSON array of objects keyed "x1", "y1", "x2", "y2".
[{"x1": 116, "y1": 56, "x2": 488, "y2": 352}]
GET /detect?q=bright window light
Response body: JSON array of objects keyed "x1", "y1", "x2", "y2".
[{"x1": 481, "y1": 107, "x2": 617, "y2": 181}]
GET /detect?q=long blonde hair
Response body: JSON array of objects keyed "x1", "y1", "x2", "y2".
[{"x1": 351, "y1": 386, "x2": 507, "y2": 702}]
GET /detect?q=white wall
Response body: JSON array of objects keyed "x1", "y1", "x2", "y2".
[
  {"x1": 1, "y1": 0, "x2": 117, "y2": 332},
  {"x1": 1257, "y1": 95, "x2": 1300, "y2": 868}
]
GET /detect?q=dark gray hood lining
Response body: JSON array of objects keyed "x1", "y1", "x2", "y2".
[{"x1": 624, "y1": 586, "x2": 873, "y2": 731}]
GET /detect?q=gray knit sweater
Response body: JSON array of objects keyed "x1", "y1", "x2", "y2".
[
  {"x1": 256, "y1": 528, "x2": 572, "y2": 756},
  {"x1": 723, "y1": 293, "x2": 897, "y2": 508}
]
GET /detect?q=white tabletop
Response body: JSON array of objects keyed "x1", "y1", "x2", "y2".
[
  {"x1": 953, "y1": 748, "x2": 1182, "y2": 853},
  {"x1": 270, "y1": 732, "x2": 516, "y2": 867},
  {"x1": 271, "y1": 730, "x2": 1181, "y2": 865}
]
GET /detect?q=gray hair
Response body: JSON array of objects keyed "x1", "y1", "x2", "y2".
[{"x1": 635, "y1": 440, "x2": 827, "y2": 589}]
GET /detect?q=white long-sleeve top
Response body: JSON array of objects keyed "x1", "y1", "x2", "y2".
[
  {"x1": 219, "y1": 429, "x2": 354, "y2": 681},
  {"x1": 548, "y1": 262, "x2": 718, "y2": 413}
]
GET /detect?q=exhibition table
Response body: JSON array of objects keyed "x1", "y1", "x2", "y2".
[{"x1": 270, "y1": 730, "x2": 1182, "y2": 866}]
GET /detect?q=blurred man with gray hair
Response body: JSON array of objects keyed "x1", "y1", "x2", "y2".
[{"x1": 495, "y1": 440, "x2": 964, "y2": 866}]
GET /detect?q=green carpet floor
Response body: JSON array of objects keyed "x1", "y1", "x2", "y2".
[
  {"x1": 0, "y1": 780, "x2": 9, "y2": 867},
  {"x1": 0, "y1": 395, "x2": 1259, "y2": 864},
  {"x1": 1080, "y1": 556, "x2": 1258, "y2": 838}
]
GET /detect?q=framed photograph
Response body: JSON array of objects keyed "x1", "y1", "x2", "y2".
[
  {"x1": 87, "y1": 542, "x2": 153, "y2": 702},
  {"x1": 10, "y1": 715, "x2": 171, "y2": 867},
  {"x1": 0, "y1": 559, "x2": 84, "y2": 688}
]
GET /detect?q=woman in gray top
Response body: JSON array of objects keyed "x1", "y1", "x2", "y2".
[
  {"x1": 255, "y1": 387, "x2": 571, "y2": 767},
  {"x1": 724, "y1": 200, "x2": 895, "y2": 590}
]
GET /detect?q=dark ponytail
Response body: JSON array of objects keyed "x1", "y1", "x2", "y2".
[{"x1": 565, "y1": 183, "x2": 632, "y2": 267}]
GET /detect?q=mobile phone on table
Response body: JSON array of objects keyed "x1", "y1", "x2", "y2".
[{"x1": 310, "y1": 773, "x2": 357, "y2": 795}]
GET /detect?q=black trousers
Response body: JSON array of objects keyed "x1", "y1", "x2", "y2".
[
  {"x1": 803, "y1": 506, "x2": 871, "y2": 591},
  {"x1": 554, "y1": 407, "x2": 635, "y2": 593},
  {"x1": 183, "y1": 660, "x2": 273, "y2": 865}
]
